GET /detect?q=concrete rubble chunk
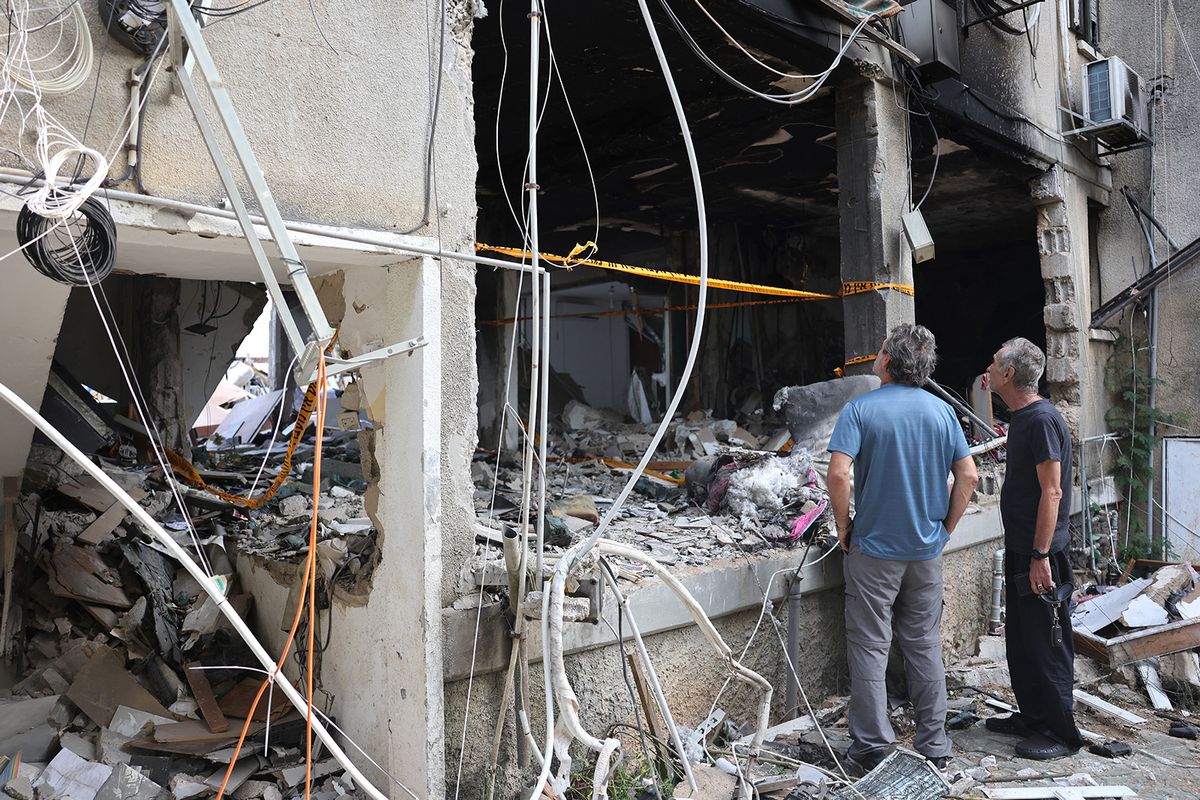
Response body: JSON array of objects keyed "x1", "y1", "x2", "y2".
[
  {"x1": 95, "y1": 763, "x2": 164, "y2": 800},
  {"x1": 3, "y1": 775, "x2": 33, "y2": 800},
  {"x1": 169, "y1": 774, "x2": 210, "y2": 800},
  {"x1": 0, "y1": 695, "x2": 60, "y2": 763}
]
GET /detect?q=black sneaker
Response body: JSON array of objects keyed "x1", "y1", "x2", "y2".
[
  {"x1": 927, "y1": 756, "x2": 949, "y2": 770},
  {"x1": 843, "y1": 747, "x2": 892, "y2": 777},
  {"x1": 984, "y1": 713, "x2": 1034, "y2": 738},
  {"x1": 1015, "y1": 732, "x2": 1079, "y2": 761}
]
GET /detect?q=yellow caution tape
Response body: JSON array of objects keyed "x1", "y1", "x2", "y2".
[
  {"x1": 167, "y1": 379, "x2": 321, "y2": 510},
  {"x1": 476, "y1": 243, "x2": 840, "y2": 300},
  {"x1": 476, "y1": 243, "x2": 915, "y2": 300},
  {"x1": 841, "y1": 281, "x2": 915, "y2": 297}
]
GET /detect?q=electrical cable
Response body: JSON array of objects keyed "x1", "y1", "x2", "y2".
[
  {"x1": 214, "y1": 352, "x2": 327, "y2": 800},
  {"x1": 526, "y1": 0, "x2": 716, "y2": 792},
  {"x1": 397, "y1": 0, "x2": 445, "y2": 234},
  {"x1": 969, "y1": 0, "x2": 1041, "y2": 36},
  {"x1": 16, "y1": 193, "x2": 116, "y2": 284},
  {"x1": 658, "y1": 0, "x2": 876, "y2": 106}
]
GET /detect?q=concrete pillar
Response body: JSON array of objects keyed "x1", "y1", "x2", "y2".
[
  {"x1": 135, "y1": 277, "x2": 186, "y2": 453},
  {"x1": 836, "y1": 76, "x2": 914, "y2": 372},
  {"x1": 1030, "y1": 166, "x2": 1094, "y2": 437},
  {"x1": 311, "y1": 259, "x2": 446, "y2": 798}
]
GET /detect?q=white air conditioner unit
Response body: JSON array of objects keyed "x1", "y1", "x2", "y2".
[{"x1": 1082, "y1": 56, "x2": 1149, "y2": 149}]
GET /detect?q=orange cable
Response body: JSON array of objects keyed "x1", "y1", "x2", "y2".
[
  {"x1": 305, "y1": 353, "x2": 327, "y2": 800},
  {"x1": 215, "y1": 355, "x2": 328, "y2": 800}
]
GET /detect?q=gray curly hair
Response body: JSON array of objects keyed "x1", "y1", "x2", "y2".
[
  {"x1": 882, "y1": 323, "x2": 938, "y2": 386},
  {"x1": 998, "y1": 337, "x2": 1045, "y2": 391}
]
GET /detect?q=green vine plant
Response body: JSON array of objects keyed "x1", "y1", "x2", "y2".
[{"x1": 1104, "y1": 330, "x2": 1182, "y2": 562}]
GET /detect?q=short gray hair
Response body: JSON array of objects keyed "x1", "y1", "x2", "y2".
[
  {"x1": 998, "y1": 337, "x2": 1045, "y2": 390},
  {"x1": 882, "y1": 323, "x2": 938, "y2": 386}
]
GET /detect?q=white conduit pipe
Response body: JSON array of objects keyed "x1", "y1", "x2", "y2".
[
  {"x1": 599, "y1": 564, "x2": 695, "y2": 793},
  {"x1": 546, "y1": 543, "x2": 774, "y2": 797},
  {"x1": 527, "y1": 1, "x2": 713, "y2": 794},
  {"x1": 0, "y1": 381, "x2": 394, "y2": 800},
  {"x1": 0, "y1": 170, "x2": 545, "y2": 276}
]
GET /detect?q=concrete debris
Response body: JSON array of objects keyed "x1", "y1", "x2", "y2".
[
  {"x1": 0, "y1": 436, "x2": 375, "y2": 800},
  {"x1": 1072, "y1": 561, "x2": 1200, "y2": 666}
]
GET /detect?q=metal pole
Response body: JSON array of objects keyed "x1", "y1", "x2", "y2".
[
  {"x1": 926, "y1": 378, "x2": 999, "y2": 440},
  {"x1": 785, "y1": 577, "x2": 802, "y2": 717},
  {"x1": 167, "y1": 0, "x2": 334, "y2": 349},
  {"x1": 0, "y1": 170, "x2": 546, "y2": 275}
]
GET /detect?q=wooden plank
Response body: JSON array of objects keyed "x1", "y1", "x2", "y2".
[
  {"x1": 59, "y1": 477, "x2": 119, "y2": 513},
  {"x1": 45, "y1": 544, "x2": 132, "y2": 609},
  {"x1": 1106, "y1": 616, "x2": 1200, "y2": 666},
  {"x1": 1072, "y1": 689, "x2": 1147, "y2": 725},
  {"x1": 184, "y1": 663, "x2": 230, "y2": 734},
  {"x1": 1072, "y1": 629, "x2": 1111, "y2": 664},
  {"x1": 65, "y1": 645, "x2": 174, "y2": 727},
  {"x1": 0, "y1": 476, "x2": 19, "y2": 659},
  {"x1": 76, "y1": 490, "x2": 147, "y2": 545}
]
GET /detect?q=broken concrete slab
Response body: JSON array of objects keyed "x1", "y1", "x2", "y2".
[
  {"x1": 0, "y1": 695, "x2": 59, "y2": 762},
  {"x1": 672, "y1": 762, "x2": 737, "y2": 799},
  {"x1": 109, "y1": 706, "x2": 175, "y2": 738},
  {"x1": 1120, "y1": 594, "x2": 1170, "y2": 628}
]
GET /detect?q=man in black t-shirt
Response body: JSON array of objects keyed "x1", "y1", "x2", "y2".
[{"x1": 983, "y1": 337, "x2": 1082, "y2": 760}]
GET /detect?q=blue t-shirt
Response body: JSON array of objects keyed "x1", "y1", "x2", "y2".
[{"x1": 827, "y1": 383, "x2": 970, "y2": 561}]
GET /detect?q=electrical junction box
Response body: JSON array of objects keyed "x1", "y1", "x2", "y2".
[
  {"x1": 902, "y1": 208, "x2": 935, "y2": 263},
  {"x1": 1082, "y1": 56, "x2": 1150, "y2": 149},
  {"x1": 896, "y1": 0, "x2": 961, "y2": 80}
]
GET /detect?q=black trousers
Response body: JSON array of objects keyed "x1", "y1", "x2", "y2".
[{"x1": 1004, "y1": 548, "x2": 1083, "y2": 748}]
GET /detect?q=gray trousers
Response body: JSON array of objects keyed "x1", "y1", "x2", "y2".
[{"x1": 843, "y1": 545, "x2": 950, "y2": 760}]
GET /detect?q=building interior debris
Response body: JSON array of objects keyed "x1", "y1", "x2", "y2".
[{"x1": 1, "y1": 1, "x2": 1200, "y2": 800}]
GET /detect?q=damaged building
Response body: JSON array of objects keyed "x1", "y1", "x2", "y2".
[{"x1": 1, "y1": 0, "x2": 1200, "y2": 799}]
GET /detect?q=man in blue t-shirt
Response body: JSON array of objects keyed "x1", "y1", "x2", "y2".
[{"x1": 828, "y1": 323, "x2": 978, "y2": 774}]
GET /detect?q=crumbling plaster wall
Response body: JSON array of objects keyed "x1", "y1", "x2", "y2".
[
  {"x1": 442, "y1": 536, "x2": 1001, "y2": 797},
  {"x1": 1094, "y1": 0, "x2": 1200, "y2": 450},
  {"x1": 0, "y1": 0, "x2": 479, "y2": 232}
]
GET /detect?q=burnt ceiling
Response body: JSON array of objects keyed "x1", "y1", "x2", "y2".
[{"x1": 472, "y1": 0, "x2": 1040, "y2": 266}]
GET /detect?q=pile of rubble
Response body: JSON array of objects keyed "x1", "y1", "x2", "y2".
[
  {"x1": 460, "y1": 378, "x2": 882, "y2": 606},
  {"x1": 0, "y1": 386, "x2": 378, "y2": 800}
]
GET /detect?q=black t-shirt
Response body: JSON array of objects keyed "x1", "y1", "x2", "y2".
[{"x1": 1000, "y1": 399, "x2": 1073, "y2": 555}]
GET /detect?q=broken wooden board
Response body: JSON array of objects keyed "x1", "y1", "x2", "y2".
[
  {"x1": 65, "y1": 645, "x2": 174, "y2": 727},
  {"x1": 1072, "y1": 690, "x2": 1147, "y2": 725},
  {"x1": 184, "y1": 662, "x2": 230, "y2": 733},
  {"x1": 45, "y1": 544, "x2": 132, "y2": 609},
  {"x1": 1074, "y1": 616, "x2": 1200, "y2": 667},
  {"x1": 59, "y1": 477, "x2": 121, "y2": 513},
  {"x1": 831, "y1": 749, "x2": 947, "y2": 800},
  {"x1": 76, "y1": 489, "x2": 147, "y2": 545},
  {"x1": 218, "y1": 676, "x2": 291, "y2": 721}
]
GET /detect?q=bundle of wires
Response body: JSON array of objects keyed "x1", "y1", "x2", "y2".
[
  {"x1": 970, "y1": 0, "x2": 1041, "y2": 35},
  {"x1": 16, "y1": 192, "x2": 117, "y2": 285}
]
